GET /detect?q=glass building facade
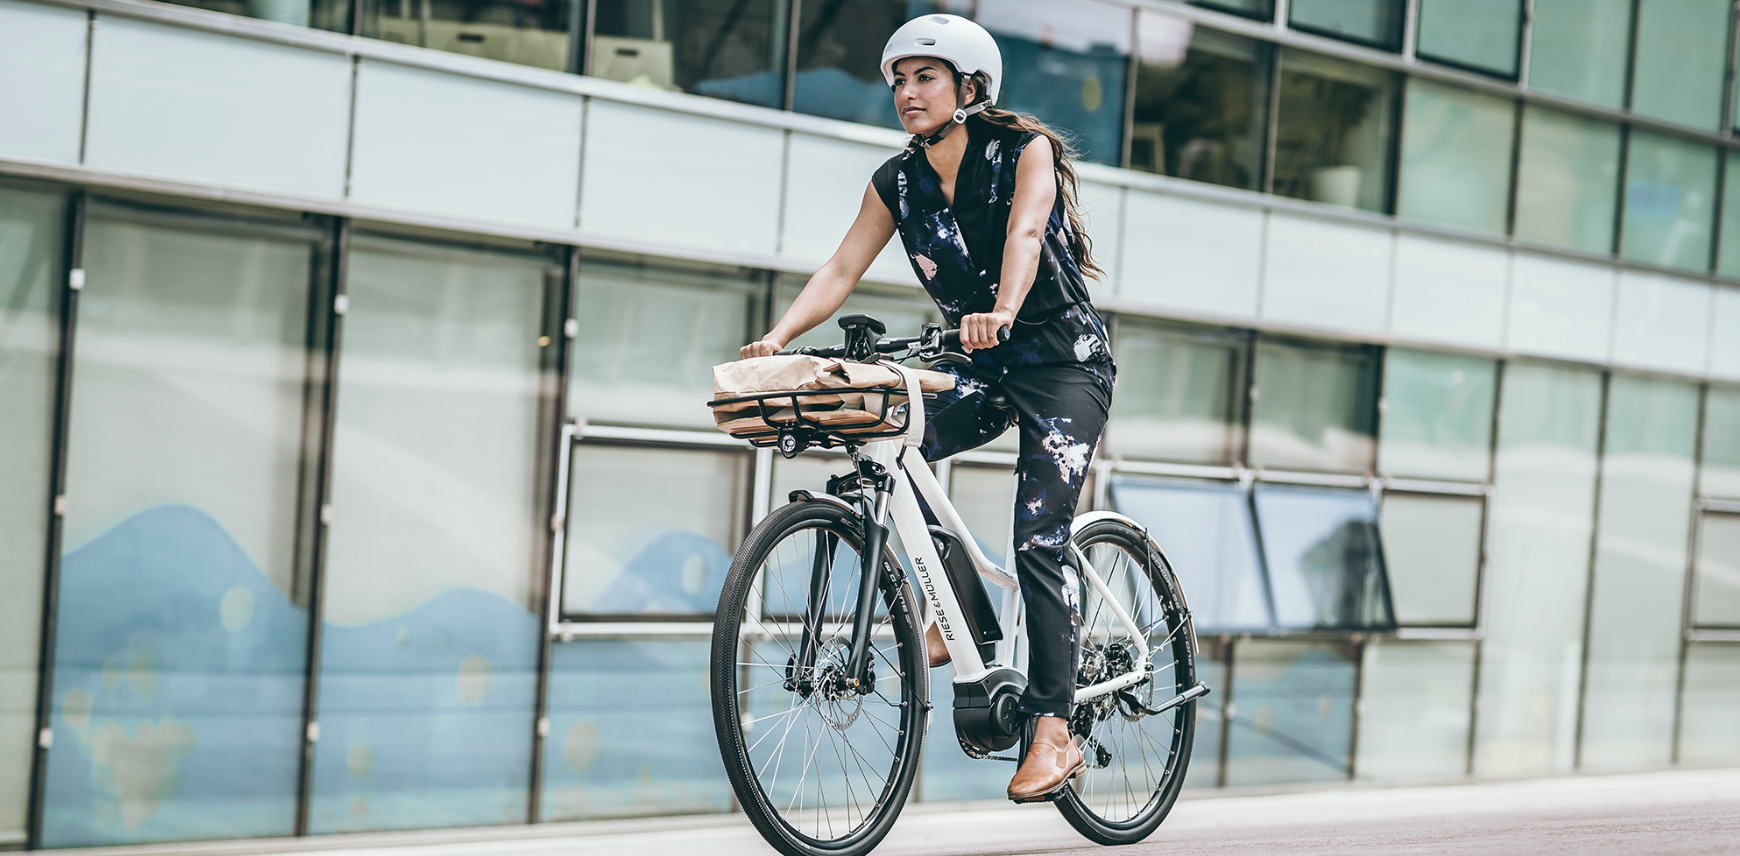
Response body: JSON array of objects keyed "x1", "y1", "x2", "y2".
[{"x1": 3, "y1": 0, "x2": 1740, "y2": 849}]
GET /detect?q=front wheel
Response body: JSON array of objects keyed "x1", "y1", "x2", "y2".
[
  {"x1": 1053, "y1": 518, "x2": 1199, "y2": 845},
  {"x1": 710, "y1": 500, "x2": 928, "y2": 856}
]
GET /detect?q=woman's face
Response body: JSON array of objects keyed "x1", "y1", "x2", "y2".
[{"x1": 891, "y1": 56, "x2": 976, "y2": 135}]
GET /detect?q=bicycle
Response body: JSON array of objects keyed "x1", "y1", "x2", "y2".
[{"x1": 709, "y1": 315, "x2": 1207, "y2": 856}]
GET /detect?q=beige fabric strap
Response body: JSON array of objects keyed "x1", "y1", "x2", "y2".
[{"x1": 882, "y1": 361, "x2": 927, "y2": 449}]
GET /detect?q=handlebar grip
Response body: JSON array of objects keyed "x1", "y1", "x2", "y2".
[{"x1": 939, "y1": 325, "x2": 1011, "y2": 348}]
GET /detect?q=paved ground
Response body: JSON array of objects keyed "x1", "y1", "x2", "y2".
[{"x1": 80, "y1": 768, "x2": 1740, "y2": 856}]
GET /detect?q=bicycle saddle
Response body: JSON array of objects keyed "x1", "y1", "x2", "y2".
[{"x1": 982, "y1": 389, "x2": 1012, "y2": 413}]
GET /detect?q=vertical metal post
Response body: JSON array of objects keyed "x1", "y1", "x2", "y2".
[
  {"x1": 1347, "y1": 637, "x2": 1366, "y2": 781},
  {"x1": 1670, "y1": 385, "x2": 1710, "y2": 764},
  {"x1": 1121, "y1": 6, "x2": 1140, "y2": 171},
  {"x1": 293, "y1": 218, "x2": 350, "y2": 837},
  {"x1": 1400, "y1": 0, "x2": 1420, "y2": 60},
  {"x1": 1214, "y1": 636, "x2": 1235, "y2": 788},
  {"x1": 1571, "y1": 371, "x2": 1613, "y2": 770},
  {"x1": 1465, "y1": 358, "x2": 1506, "y2": 776},
  {"x1": 782, "y1": 0, "x2": 802, "y2": 112},
  {"x1": 1515, "y1": 0, "x2": 1535, "y2": 87}
]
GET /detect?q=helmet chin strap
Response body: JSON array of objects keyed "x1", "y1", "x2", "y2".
[{"x1": 914, "y1": 80, "x2": 989, "y2": 149}]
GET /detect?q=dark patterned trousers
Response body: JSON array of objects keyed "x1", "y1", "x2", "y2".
[{"x1": 920, "y1": 360, "x2": 1113, "y2": 718}]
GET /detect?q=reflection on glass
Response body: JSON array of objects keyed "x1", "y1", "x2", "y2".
[
  {"x1": 1526, "y1": 0, "x2": 1629, "y2": 108},
  {"x1": 541, "y1": 640, "x2": 732, "y2": 819},
  {"x1": 1396, "y1": 79, "x2": 1514, "y2": 233},
  {"x1": 360, "y1": 0, "x2": 572, "y2": 71},
  {"x1": 1249, "y1": 338, "x2": 1380, "y2": 473},
  {"x1": 1252, "y1": 485, "x2": 1394, "y2": 632},
  {"x1": 1129, "y1": 14, "x2": 1270, "y2": 189},
  {"x1": 950, "y1": 464, "x2": 1016, "y2": 565},
  {"x1": 1378, "y1": 349, "x2": 1495, "y2": 482},
  {"x1": 792, "y1": 1, "x2": 963, "y2": 128},
  {"x1": 1701, "y1": 386, "x2": 1740, "y2": 498},
  {"x1": 778, "y1": 281, "x2": 936, "y2": 353},
  {"x1": 563, "y1": 444, "x2": 748, "y2": 615},
  {"x1": 570, "y1": 257, "x2": 760, "y2": 430},
  {"x1": 1355, "y1": 640, "x2": 1473, "y2": 781},
  {"x1": 1629, "y1": 0, "x2": 1729, "y2": 131},
  {"x1": 1473, "y1": 362, "x2": 1601, "y2": 777},
  {"x1": 170, "y1": 0, "x2": 350, "y2": 32},
  {"x1": 1182, "y1": 643, "x2": 1226, "y2": 788},
  {"x1": 976, "y1": 0, "x2": 1133, "y2": 165},
  {"x1": 1582, "y1": 375, "x2": 1698, "y2": 771},
  {"x1": 766, "y1": 452, "x2": 904, "y2": 617},
  {"x1": 46, "y1": 208, "x2": 316, "y2": 846},
  {"x1": 1414, "y1": 0, "x2": 1520, "y2": 77},
  {"x1": 0, "y1": 187, "x2": 63, "y2": 844},
  {"x1": 1694, "y1": 513, "x2": 1740, "y2": 627},
  {"x1": 1678, "y1": 643, "x2": 1740, "y2": 766},
  {"x1": 1272, "y1": 49, "x2": 1399, "y2": 213},
  {"x1": 1224, "y1": 640, "x2": 1355, "y2": 785},
  {"x1": 1379, "y1": 494, "x2": 1481, "y2": 625},
  {"x1": 314, "y1": 237, "x2": 547, "y2": 833},
  {"x1": 592, "y1": 0, "x2": 788, "y2": 108},
  {"x1": 1719, "y1": 154, "x2": 1740, "y2": 278},
  {"x1": 1110, "y1": 477, "x2": 1270, "y2": 632},
  {"x1": 1188, "y1": 0, "x2": 1272, "y2": 20},
  {"x1": 1287, "y1": 0, "x2": 1403, "y2": 50},
  {"x1": 1107, "y1": 318, "x2": 1245, "y2": 464},
  {"x1": 1620, "y1": 131, "x2": 1717, "y2": 272},
  {"x1": 1513, "y1": 106, "x2": 1621, "y2": 254}
]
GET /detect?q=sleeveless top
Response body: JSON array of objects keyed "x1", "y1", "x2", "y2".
[{"x1": 870, "y1": 120, "x2": 1113, "y2": 370}]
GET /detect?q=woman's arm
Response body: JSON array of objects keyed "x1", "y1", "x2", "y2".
[
  {"x1": 958, "y1": 137, "x2": 1057, "y2": 352},
  {"x1": 740, "y1": 183, "x2": 897, "y2": 358}
]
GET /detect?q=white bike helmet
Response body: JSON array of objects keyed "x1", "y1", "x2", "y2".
[{"x1": 880, "y1": 14, "x2": 1002, "y2": 146}]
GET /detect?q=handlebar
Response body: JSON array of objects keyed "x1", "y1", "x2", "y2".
[{"x1": 779, "y1": 324, "x2": 1009, "y2": 360}]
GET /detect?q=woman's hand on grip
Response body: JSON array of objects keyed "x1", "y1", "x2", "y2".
[
  {"x1": 741, "y1": 339, "x2": 784, "y2": 359},
  {"x1": 959, "y1": 310, "x2": 1013, "y2": 352}
]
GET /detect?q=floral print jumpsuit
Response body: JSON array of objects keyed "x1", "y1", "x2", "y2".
[{"x1": 871, "y1": 119, "x2": 1114, "y2": 719}]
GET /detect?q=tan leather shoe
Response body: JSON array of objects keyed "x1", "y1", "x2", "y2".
[
  {"x1": 1007, "y1": 737, "x2": 1085, "y2": 802},
  {"x1": 925, "y1": 622, "x2": 951, "y2": 668}
]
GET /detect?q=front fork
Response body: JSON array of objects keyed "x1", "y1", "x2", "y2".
[{"x1": 794, "y1": 457, "x2": 894, "y2": 696}]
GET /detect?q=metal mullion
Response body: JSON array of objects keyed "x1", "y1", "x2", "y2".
[
  {"x1": 1464, "y1": 356, "x2": 1505, "y2": 775},
  {"x1": 1399, "y1": 0, "x2": 1419, "y2": 61},
  {"x1": 1612, "y1": 126, "x2": 1632, "y2": 256},
  {"x1": 1504, "y1": 97, "x2": 1525, "y2": 238},
  {"x1": 1261, "y1": 45, "x2": 1283, "y2": 196},
  {"x1": 1214, "y1": 636, "x2": 1234, "y2": 788},
  {"x1": 526, "y1": 246, "x2": 576, "y2": 825},
  {"x1": 1670, "y1": 383, "x2": 1710, "y2": 764},
  {"x1": 1346, "y1": 636, "x2": 1366, "y2": 780},
  {"x1": 1121, "y1": 5, "x2": 1141, "y2": 170},
  {"x1": 293, "y1": 218, "x2": 350, "y2": 837},
  {"x1": 24, "y1": 190, "x2": 84, "y2": 853},
  {"x1": 1726, "y1": 1, "x2": 1740, "y2": 137},
  {"x1": 1571, "y1": 370, "x2": 1613, "y2": 770},
  {"x1": 782, "y1": 0, "x2": 802, "y2": 113},
  {"x1": 1515, "y1": 0, "x2": 1533, "y2": 88}
]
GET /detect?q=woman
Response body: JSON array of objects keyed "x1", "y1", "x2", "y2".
[{"x1": 739, "y1": 13, "x2": 1114, "y2": 802}]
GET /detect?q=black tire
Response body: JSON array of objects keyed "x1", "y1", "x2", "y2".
[
  {"x1": 710, "y1": 500, "x2": 928, "y2": 856},
  {"x1": 1053, "y1": 518, "x2": 1198, "y2": 846}
]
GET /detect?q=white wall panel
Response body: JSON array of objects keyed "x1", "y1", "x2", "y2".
[
  {"x1": 1611, "y1": 271, "x2": 1712, "y2": 375},
  {"x1": 350, "y1": 60, "x2": 582, "y2": 228},
  {"x1": 1078, "y1": 180, "x2": 1122, "y2": 303},
  {"x1": 1506, "y1": 254, "x2": 1615, "y2": 363},
  {"x1": 0, "y1": 0, "x2": 86, "y2": 164},
  {"x1": 1118, "y1": 192, "x2": 1261, "y2": 319},
  {"x1": 581, "y1": 100, "x2": 782, "y2": 256},
  {"x1": 1389, "y1": 234, "x2": 1507, "y2": 349},
  {"x1": 1709, "y1": 285, "x2": 1740, "y2": 380},
  {"x1": 84, "y1": 16, "x2": 350, "y2": 197},
  {"x1": 1261, "y1": 214, "x2": 1391, "y2": 334},
  {"x1": 779, "y1": 133, "x2": 911, "y2": 286}
]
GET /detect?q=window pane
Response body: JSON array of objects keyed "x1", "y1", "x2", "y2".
[
  {"x1": 1224, "y1": 640, "x2": 1356, "y2": 785},
  {"x1": 540, "y1": 640, "x2": 731, "y2": 820},
  {"x1": 1473, "y1": 362, "x2": 1601, "y2": 777},
  {"x1": 1188, "y1": 0, "x2": 1272, "y2": 20},
  {"x1": 1107, "y1": 318, "x2": 1245, "y2": 465},
  {"x1": 1130, "y1": 15, "x2": 1270, "y2": 190},
  {"x1": 1379, "y1": 350, "x2": 1495, "y2": 482},
  {"x1": 0, "y1": 187, "x2": 63, "y2": 845},
  {"x1": 1379, "y1": 493, "x2": 1481, "y2": 625},
  {"x1": 47, "y1": 208, "x2": 316, "y2": 845},
  {"x1": 1629, "y1": 0, "x2": 1729, "y2": 131},
  {"x1": 778, "y1": 281, "x2": 936, "y2": 353},
  {"x1": 1249, "y1": 338, "x2": 1380, "y2": 473},
  {"x1": 591, "y1": 0, "x2": 787, "y2": 108},
  {"x1": 1354, "y1": 640, "x2": 1473, "y2": 781},
  {"x1": 1110, "y1": 477, "x2": 1271, "y2": 631},
  {"x1": 562, "y1": 444, "x2": 747, "y2": 615},
  {"x1": 1526, "y1": 0, "x2": 1629, "y2": 108},
  {"x1": 168, "y1": 0, "x2": 350, "y2": 33},
  {"x1": 1718, "y1": 153, "x2": 1740, "y2": 278},
  {"x1": 1702, "y1": 386, "x2": 1740, "y2": 499},
  {"x1": 1272, "y1": 49, "x2": 1399, "y2": 213},
  {"x1": 1620, "y1": 131, "x2": 1717, "y2": 272},
  {"x1": 314, "y1": 238, "x2": 548, "y2": 832},
  {"x1": 792, "y1": 0, "x2": 904, "y2": 128},
  {"x1": 1581, "y1": 376, "x2": 1698, "y2": 771},
  {"x1": 1414, "y1": 0, "x2": 1521, "y2": 77},
  {"x1": 1183, "y1": 641, "x2": 1227, "y2": 788},
  {"x1": 1679, "y1": 643, "x2": 1740, "y2": 766},
  {"x1": 1513, "y1": 106, "x2": 1621, "y2": 254},
  {"x1": 360, "y1": 0, "x2": 572, "y2": 71},
  {"x1": 1287, "y1": 0, "x2": 1403, "y2": 50},
  {"x1": 950, "y1": 463, "x2": 1016, "y2": 565},
  {"x1": 1397, "y1": 79, "x2": 1514, "y2": 233},
  {"x1": 570, "y1": 257, "x2": 761, "y2": 430},
  {"x1": 1252, "y1": 484, "x2": 1395, "y2": 631},
  {"x1": 1694, "y1": 513, "x2": 1740, "y2": 627},
  {"x1": 976, "y1": 0, "x2": 1133, "y2": 165}
]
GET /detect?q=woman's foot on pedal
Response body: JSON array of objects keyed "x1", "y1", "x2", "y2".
[
  {"x1": 1007, "y1": 718, "x2": 1084, "y2": 802},
  {"x1": 925, "y1": 622, "x2": 951, "y2": 668}
]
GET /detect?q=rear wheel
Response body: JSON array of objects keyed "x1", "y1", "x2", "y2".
[
  {"x1": 710, "y1": 500, "x2": 927, "y2": 856},
  {"x1": 1053, "y1": 518, "x2": 1199, "y2": 845}
]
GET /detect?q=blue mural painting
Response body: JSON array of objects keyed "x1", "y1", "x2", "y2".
[
  {"x1": 42, "y1": 505, "x2": 306, "y2": 847},
  {"x1": 587, "y1": 530, "x2": 731, "y2": 615},
  {"x1": 1224, "y1": 646, "x2": 1357, "y2": 786}
]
